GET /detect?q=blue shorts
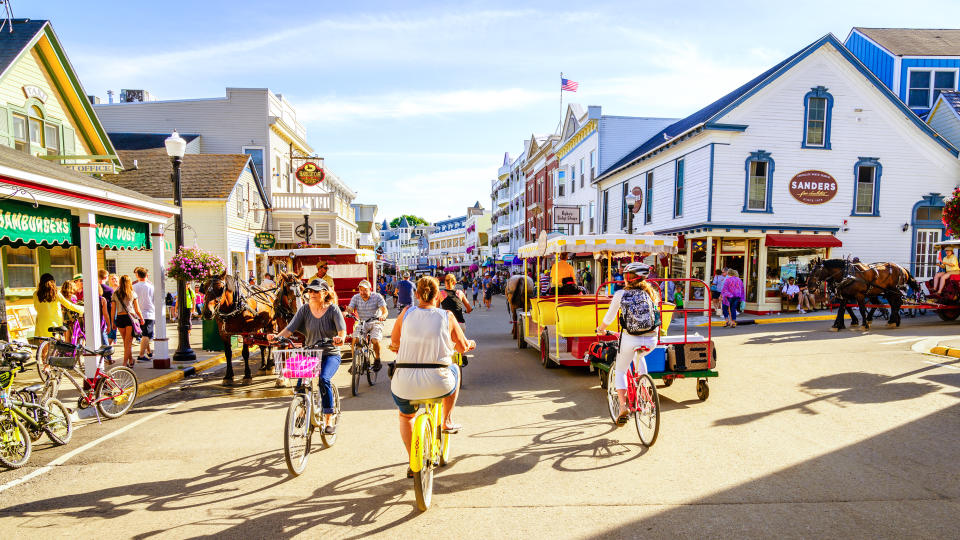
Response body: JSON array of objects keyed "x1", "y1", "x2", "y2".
[{"x1": 392, "y1": 364, "x2": 460, "y2": 415}]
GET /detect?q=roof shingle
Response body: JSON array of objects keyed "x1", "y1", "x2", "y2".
[
  {"x1": 110, "y1": 149, "x2": 251, "y2": 199},
  {"x1": 854, "y1": 28, "x2": 960, "y2": 56},
  {"x1": 0, "y1": 19, "x2": 46, "y2": 76}
]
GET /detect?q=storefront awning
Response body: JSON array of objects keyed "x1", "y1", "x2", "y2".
[
  {"x1": 0, "y1": 199, "x2": 72, "y2": 246},
  {"x1": 765, "y1": 234, "x2": 842, "y2": 248},
  {"x1": 95, "y1": 215, "x2": 150, "y2": 250}
]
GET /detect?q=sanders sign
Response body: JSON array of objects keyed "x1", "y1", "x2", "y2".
[
  {"x1": 295, "y1": 162, "x2": 325, "y2": 186},
  {"x1": 789, "y1": 170, "x2": 838, "y2": 205}
]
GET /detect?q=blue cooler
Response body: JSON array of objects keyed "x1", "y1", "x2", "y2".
[{"x1": 643, "y1": 346, "x2": 667, "y2": 373}]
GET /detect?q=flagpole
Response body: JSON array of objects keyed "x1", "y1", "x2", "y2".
[{"x1": 559, "y1": 72, "x2": 564, "y2": 135}]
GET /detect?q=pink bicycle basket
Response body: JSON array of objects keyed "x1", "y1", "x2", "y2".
[{"x1": 282, "y1": 354, "x2": 320, "y2": 379}]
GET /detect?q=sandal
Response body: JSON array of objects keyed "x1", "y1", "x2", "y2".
[
  {"x1": 616, "y1": 408, "x2": 630, "y2": 426},
  {"x1": 442, "y1": 422, "x2": 462, "y2": 434},
  {"x1": 406, "y1": 467, "x2": 414, "y2": 478}
]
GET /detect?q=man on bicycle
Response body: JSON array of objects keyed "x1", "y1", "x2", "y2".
[
  {"x1": 346, "y1": 279, "x2": 388, "y2": 371},
  {"x1": 395, "y1": 272, "x2": 415, "y2": 310}
]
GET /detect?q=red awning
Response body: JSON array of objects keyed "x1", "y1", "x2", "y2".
[{"x1": 765, "y1": 233, "x2": 842, "y2": 248}]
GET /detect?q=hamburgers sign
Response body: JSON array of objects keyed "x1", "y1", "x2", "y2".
[{"x1": 789, "y1": 170, "x2": 837, "y2": 205}]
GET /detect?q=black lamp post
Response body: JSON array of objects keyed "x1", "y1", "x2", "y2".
[
  {"x1": 166, "y1": 131, "x2": 195, "y2": 362},
  {"x1": 296, "y1": 203, "x2": 313, "y2": 245},
  {"x1": 625, "y1": 192, "x2": 638, "y2": 235}
]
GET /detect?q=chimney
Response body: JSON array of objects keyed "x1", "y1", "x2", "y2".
[{"x1": 107, "y1": 90, "x2": 114, "y2": 104}]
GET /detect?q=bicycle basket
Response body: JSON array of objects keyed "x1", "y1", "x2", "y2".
[
  {"x1": 48, "y1": 342, "x2": 80, "y2": 369},
  {"x1": 272, "y1": 348, "x2": 322, "y2": 380}
]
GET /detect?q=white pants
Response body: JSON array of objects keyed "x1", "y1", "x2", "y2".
[{"x1": 615, "y1": 333, "x2": 658, "y2": 390}]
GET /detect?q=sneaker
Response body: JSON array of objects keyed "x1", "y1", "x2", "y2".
[
  {"x1": 137, "y1": 356, "x2": 149, "y2": 362},
  {"x1": 372, "y1": 359, "x2": 382, "y2": 372},
  {"x1": 799, "y1": 309, "x2": 807, "y2": 314},
  {"x1": 324, "y1": 425, "x2": 336, "y2": 435}
]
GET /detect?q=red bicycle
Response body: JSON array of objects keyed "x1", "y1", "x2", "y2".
[{"x1": 605, "y1": 345, "x2": 660, "y2": 447}]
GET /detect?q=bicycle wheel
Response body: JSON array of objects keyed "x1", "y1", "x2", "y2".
[
  {"x1": 350, "y1": 351, "x2": 362, "y2": 397},
  {"x1": 35, "y1": 340, "x2": 51, "y2": 381},
  {"x1": 412, "y1": 416, "x2": 435, "y2": 511},
  {"x1": 634, "y1": 374, "x2": 660, "y2": 447},
  {"x1": 0, "y1": 414, "x2": 31, "y2": 469},
  {"x1": 95, "y1": 366, "x2": 138, "y2": 419},
  {"x1": 606, "y1": 367, "x2": 620, "y2": 423},
  {"x1": 366, "y1": 348, "x2": 378, "y2": 387},
  {"x1": 41, "y1": 398, "x2": 72, "y2": 445},
  {"x1": 284, "y1": 393, "x2": 313, "y2": 476},
  {"x1": 321, "y1": 384, "x2": 341, "y2": 447}
]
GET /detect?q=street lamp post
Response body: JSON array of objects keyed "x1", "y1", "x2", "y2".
[
  {"x1": 624, "y1": 193, "x2": 638, "y2": 235},
  {"x1": 165, "y1": 131, "x2": 195, "y2": 363},
  {"x1": 297, "y1": 203, "x2": 313, "y2": 245}
]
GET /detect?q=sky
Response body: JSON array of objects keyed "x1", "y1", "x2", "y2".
[{"x1": 34, "y1": 0, "x2": 960, "y2": 224}]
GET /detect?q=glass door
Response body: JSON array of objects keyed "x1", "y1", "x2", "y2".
[{"x1": 915, "y1": 229, "x2": 941, "y2": 280}]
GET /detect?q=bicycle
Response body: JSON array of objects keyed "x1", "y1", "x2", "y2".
[
  {"x1": 605, "y1": 344, "x2": 660, "y2": 447},
  {"x1": 408, "y1": 396, "x2": 452, "y2": 512},
  {"x1": 41, "y1": 334, "x2": 137, "y2": 421},
  {"x1": 0, "y1": 342, "x2": 72, "y2": 469},
  {"x1": 272, "y1": 338, "x2": 342, "y2": 476},
  {"x1": 346, "y1": 315, "x2": 381, "y2": 396},
  {"x1": 36, "y1": 322, "x2": 86, "y2": 381}
]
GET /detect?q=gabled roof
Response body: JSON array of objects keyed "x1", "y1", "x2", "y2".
[
  {"x1": 852, "y1": 28, "x2": 960, "y2": 56},
  {"x1": 600, "y1": 33, "x2": 959, "y2": 180},
  {"x1": 473, "y1": 201, "x2": 481, "y2": 208},
  {"x1": 931, "y1": 91, "x2": 960, "y2": 118},
  {"x1": 398, "y1": 216, "x2": 410, "y2": 228},
  {"x1": 0, "y1": 19, "x2": 45, "y2": 72},
  {"x1": 110, "y1": 149, "x2": 269, "y2": 205},
  {"x1": 109, "y1": 132, "x2": 200, "y2": 151},
  {"x1": 560, "y1": 104, "x2": 586, "y2": 141}
]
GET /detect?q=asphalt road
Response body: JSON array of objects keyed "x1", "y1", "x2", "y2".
[{"x1": 1, "y1": 303, "x2": 959, "y2": 539}]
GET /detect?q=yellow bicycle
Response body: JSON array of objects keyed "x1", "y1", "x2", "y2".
[{"x1": 409, "y1": 397, "x2": 452, "y2": 511}]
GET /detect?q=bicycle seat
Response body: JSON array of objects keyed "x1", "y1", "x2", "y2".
[
  {"x1": 4, "y1": 351, "x2": 30, "y2": 363},
  {"x1": 633, "y1": 346, "x2": 652, "y2": 353},
  {"x1": 408, "y1": 397, "x2": 444, "y2": 406},
  {"x1": 22, "y1": 383, "x2": 44, "y2": 394},
  {"x1": 48, "y1": 326, "x2": 68, "y2": 335},
  {"x1": 95, "y1": 345, "x2": 114, "y2": 356}
]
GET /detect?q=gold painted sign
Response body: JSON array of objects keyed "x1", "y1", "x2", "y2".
[
  {"x1": 789, "y1": 170, "x2": 838, "y2": 205},
  {"x1": 295, "y1": 162, "x2": 325, "y2": 186},
  {"x1": 254, "y1": 232, "x2": 276, "y2": 249},
  {"x1": 63, "y1": 163, "x2": 116, "y2": 174}
]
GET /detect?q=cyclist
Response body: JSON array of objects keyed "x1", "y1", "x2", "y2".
[
  {"x1": 439, "y1": 273, "x2": 472, "y2": 329},
  {"x1": 396, "y1": 271, "x2": 415, "y2": 311},
  {"x1": 389, "y1": 276, "x2": 475, "y2": 477},
  {"x1": 595, "y1": 262, "x2": 661, "y2": 426},
  {"x1": 345, "y1": 279, "x2": 388, "y2": 372},
  {"x1": 270, "y1": 279, "x2": 346, "y2": 435}
]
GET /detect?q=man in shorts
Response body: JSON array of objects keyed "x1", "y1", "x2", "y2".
[
  {"x1": 132, "y1": 267, "x2": 155, "y2": 362},
  {"x1": 346, "y1": 279, "x2": 388, "y2": 371}
]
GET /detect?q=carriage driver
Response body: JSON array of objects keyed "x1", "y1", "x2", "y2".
[
  {"x1": 345, "y1": 279, "x2": 388, "y2": 371},
  {"x1": 934, "y1": 247, "x2": 960, "y2": 295}
]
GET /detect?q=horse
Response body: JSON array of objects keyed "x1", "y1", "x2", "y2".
[
  {"x1": 504, "y1": 275, "x2": 535, "y2": 338},
  {"x1": 807, "y1": 258, "x2": 917, "y2": 331},
  {"x1": 200, "y1": 273, "x2": 276, "y2": 385}
]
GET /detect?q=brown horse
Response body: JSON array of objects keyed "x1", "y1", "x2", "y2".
[
  {"x1": 200, "y1": 273, "x2": 275, "y2": 385},
  {"x1": 807, "y1": 258, "x2": 917, "y2": 330},
  {"x1": 504, "y1": 275, "x2": 534, "y2": 339}
]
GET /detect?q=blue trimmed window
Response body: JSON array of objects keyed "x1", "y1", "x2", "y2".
[
  {"x1": 644, "y1": 171, "x2": 653, "y2": 224},
  {"x1": 802, "y1": 86, "x2": 833, "y2": 149},
  {"x1": 742, "y1": 150, "x2": 774, "y2": 213},
  {"x1": 852, "y1": 157, "x2": 881, "y2": 216},
  {"x1": 673, "y1": 159, "x2": 684, "y2": 218}
]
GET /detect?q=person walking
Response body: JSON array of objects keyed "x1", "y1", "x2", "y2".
[
  {"x1": 721, "y1": 269, "x2": 744, "y2": 328},
  {"x1": 112, "y1": 275, "x2": 145, "y2": 368},
  {"x1": 710, "y1": 268, "x2": 726, "y2": 316},
  {"x1": 396, "y1": 272, "x2": 415, "y2": 310},
  {"x1": 33, "y1": 273, "x2": 83, "y2": 338},
  {"x1": 132, "y1": 267, "x2": 155, "y2": 362}
]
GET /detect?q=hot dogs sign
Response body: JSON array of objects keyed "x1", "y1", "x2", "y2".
[{"x1": 789, "y1": 170, "x2": 838, "y2": 205}]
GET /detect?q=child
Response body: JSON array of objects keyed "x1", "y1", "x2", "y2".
[{"x1": 673, "y1": 285, "x2": 685, "y2": 320}]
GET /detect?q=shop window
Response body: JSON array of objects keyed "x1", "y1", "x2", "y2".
[
  {"x1": 908, "y1": 70, "x2": 957, "y2": 109},
  {"x1": 48, "y1": 247, "x2": 75, "y2": 285},
  {"x1": 742, "y1": 150, "x2": 774, "y2": 213},
  {"x1": 674, "y1": 159, "x2": 684, "y2": 218},
  {"x1": 852, "y1": 157, "x2": 881, "y2": 216},
  {"x1": 644, "y1": 171, "x2": 653, "y2": 224},
  {"x1": 242, "y1": 147, "x2": 264, "y2": 186},
  {"x1": 12, "y1": 114, "x2": 27, "y2": 152},
  {"x1": 5, "y1": 246, "x2": 37, "y2": 288},
  {"x1": 802, "y1": 86, "x2": 833, "y2": 149},
  {"x1": 44, "y1": 124, "x2": 59, "y2": 155}
]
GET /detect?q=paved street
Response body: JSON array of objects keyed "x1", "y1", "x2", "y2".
[{"x1": 1, "y1": 302, "x2": 959, "y2": 538}]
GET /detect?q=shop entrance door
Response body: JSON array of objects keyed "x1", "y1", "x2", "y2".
[
  {"x1": 914, "y1": 228, "x2": 941, "y2": 280},
  {"x1": 720, "y1": 255, "x2": 744, "y2": 277}
]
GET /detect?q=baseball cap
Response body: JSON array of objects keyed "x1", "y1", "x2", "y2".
[
  {"x1": 304, "y1": 278, "x2": 331, "y2": 292},
  {"x1": 358, "y1": 279, "x2": 372, "y2": 288}
]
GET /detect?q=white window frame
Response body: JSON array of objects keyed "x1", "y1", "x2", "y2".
[
  {"x1": 906, "y1": 67, "x2": 959, "y2": 109},
  {"x1": 5, "y1": 246, "x2": 38, "y2": 289}
]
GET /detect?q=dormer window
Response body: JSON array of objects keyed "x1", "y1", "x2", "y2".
[
  {"x1": 907, "y1": 69, "x2": 957, "y2": 109},
  {"x1": 802, "y1": 86, "x2": 833, "y2": 149}
]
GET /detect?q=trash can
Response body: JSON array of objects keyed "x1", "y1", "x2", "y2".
[{"x1": 202, "y1": 319, "x2": 236, "y2": 351}]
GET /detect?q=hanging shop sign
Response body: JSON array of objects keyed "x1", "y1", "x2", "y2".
[
  {"x1": 0, "y1": 199, "x2": 72, "y2": 245},
  {"x1": 295, "y1": 162, "x2": 325, "y2": 186},
  {"x1": 95, "y1": 215, "x2": 150, "y2": 250},
  {"x1": 63, "y1": 162, "x2": 116, "y2": 175},
  {"x1": 789, "y1": 170, "x2": 838, "y2": 205},
  {"x1": 254, "y1": 232, "x2": 277, "y2": 249},
  {"x1": 553, "y1": 205, "x2": 581, "y2": 225}
]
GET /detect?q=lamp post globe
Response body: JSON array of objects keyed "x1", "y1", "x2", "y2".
[
  {"x1": 624, "y1": 193, "x2": 638, "y2": 235},
  {"x1": 166, "y1": 130, "x2": 195, "y2": 362}
]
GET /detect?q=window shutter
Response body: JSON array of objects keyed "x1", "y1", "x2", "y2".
[{"x1": 62, "y1": 126, "x2": 75, "y2": 155}]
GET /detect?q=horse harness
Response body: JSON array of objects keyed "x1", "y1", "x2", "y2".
[{"x1": 833, "y1": 261, "x2": 905, "y2": 298}]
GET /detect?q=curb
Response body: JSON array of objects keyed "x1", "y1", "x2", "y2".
[
  {"x1": 698, "y1": 313, "x2": 847, "y2": 327},
  {"x1": 930, "y1": 346, "x2": 960, "y2": 359},
  {"x1": 136, "y1": 347, "x2": 242, "y2": 397}
]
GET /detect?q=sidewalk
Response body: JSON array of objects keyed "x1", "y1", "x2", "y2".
[
  {"x1": 676, "y1": 309, "x2": 843, "y2": 328},
  {"x1": 929, "y1": 338, "x2": 960, "y2": 359}
]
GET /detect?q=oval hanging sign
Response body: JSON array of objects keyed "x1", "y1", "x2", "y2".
[
  {"x1": 254, "y1": 232, "x2": 276, "y2": 249},
  {"x1": 789, "y1": 170, "x2": 838, "y2": 205},
  {"x1": 295, "y1": 162, "x2": 325, "y2": 186}
]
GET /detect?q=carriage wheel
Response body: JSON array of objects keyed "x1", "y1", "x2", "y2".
[
  {"x1": 540, "y1": 330, "x2": 557, "y2": 369},
  {"x1": 936, "y1": 308, "x2": 960, "y2": 322},
  {"x1": 517, "y1": 320, "x2": 527, "y2": 349}
]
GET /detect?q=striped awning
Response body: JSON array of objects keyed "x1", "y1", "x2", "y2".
[{"x1": 518, "y1": 234, "x2": 679, "y2": 258}]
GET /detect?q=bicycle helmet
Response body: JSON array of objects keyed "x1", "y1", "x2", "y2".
[{"x1": 623, "y1": 262, "x2": 651, "y2": 279}]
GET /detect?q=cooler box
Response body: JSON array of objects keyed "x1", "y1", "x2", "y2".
[{"x1": 644, "y1": 346, "x2": 667, "y2": 373}]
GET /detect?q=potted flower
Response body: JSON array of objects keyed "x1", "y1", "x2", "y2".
[{"x1": 166, "y1": 246, "x2": 226, "y2": 282}]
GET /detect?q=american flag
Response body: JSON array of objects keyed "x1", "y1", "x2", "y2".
[{"x1": 561, "y1": 78, "x2": 578, "y2": 92}]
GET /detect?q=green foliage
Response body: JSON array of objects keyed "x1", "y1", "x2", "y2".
[{"x1": 389, "y1": 215, "x2": 430, "y2": 228}]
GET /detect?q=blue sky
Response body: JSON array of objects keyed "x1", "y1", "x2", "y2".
[{"x1": 37, "y1": 0, "x2": 960, "y2": 223}]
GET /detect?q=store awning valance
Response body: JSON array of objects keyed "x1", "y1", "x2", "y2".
[
  {"x1": 765, "y1": 234, "x2": 842, "y2": 248},
  {"x1": 0, "y1": 199, "x2": 72, "y2": 246},
  {"x1": 96, "y1": 215, "x2": 150, "y2": 250}
]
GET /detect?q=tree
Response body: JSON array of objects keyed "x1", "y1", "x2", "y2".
[{"x1": 390, "y1": 215, "x2": 430, "y2": 228}]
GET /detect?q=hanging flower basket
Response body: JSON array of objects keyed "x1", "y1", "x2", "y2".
[
  {"x1": 943, "y1": 187, "x2": 960, "y2": 237},
  {"x1": 166, "y1": 246, "x2": 226, "y2": 282}
]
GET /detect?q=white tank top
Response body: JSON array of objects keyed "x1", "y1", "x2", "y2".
[{"x1": 391, "y1": 307, "x2": 457, "y2": 400}]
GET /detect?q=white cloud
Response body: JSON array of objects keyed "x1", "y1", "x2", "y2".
[{"x1": 352, "y1": 166, "x2": 494, "y2": 222}]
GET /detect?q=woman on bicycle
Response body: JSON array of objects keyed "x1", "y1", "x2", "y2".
[
  {"x1": 112, "y1": 275, "x2": 145, "y2": 368},
  {"x1": 271, "y1": 279, "x2": 346, "y2": 434},
  {"x1": 390, "y1": 276, "x2": 475, "y2": 477},
  {"x1": 595, "y1": 262, "x2": 661, "y2": 425},
  {"x1": 439, "y1": 273, "x2": 472, "y2": 328},
  {"x1": 33, "y1": 273, "x2": 83, "y2": 339}
]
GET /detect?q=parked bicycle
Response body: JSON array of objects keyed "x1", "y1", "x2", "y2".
[
  {"x1": 0, "y1": 341, "x2": 72, "y2": 469},
  {"x1": 38, "y1": 327, "x2": 137, "y2": 421},
  {"x1": 36, "y1": 320, "x2": 86, "y2": 381},
  {"x1": 605, "y1": 344, "x2": 660, "y2": 447},
  {"x1": 408, "y1": 396, "x2": 452, "y2": 511},
  {"x1": 346, "y1": 314, "x2": 380, "y2": 396},
  {"x1": 272, "y1": 337, "x2": 342, "y2": 476}
]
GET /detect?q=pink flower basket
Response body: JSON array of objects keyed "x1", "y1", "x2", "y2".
[{"x1": 282, "y1": 354, "x2": 320, "y2": 379}]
